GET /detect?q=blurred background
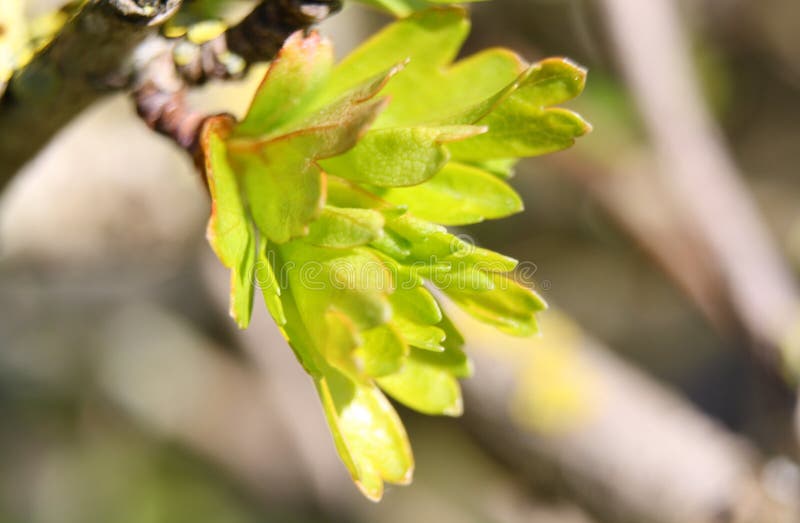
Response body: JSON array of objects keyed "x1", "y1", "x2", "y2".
[{"x1": 2, "y1": 0, "x2": 800, "y2": 522}]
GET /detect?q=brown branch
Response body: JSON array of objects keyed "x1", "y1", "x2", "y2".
[
  {"x1": 175, "y1": 0, "x2": 342, "y2": 84},
  {"x1": 131, "y1": 37, "x2": 210, "y2": 168},
  {"x1": 131, "y1": 0, "x2": 341, "y2": 179},
  {"x1": 0, "y1": 0, "x2": 181, "y2": 191},
  {"x1": 0, "y1": 0, "x2": 340, "y2": 194}
]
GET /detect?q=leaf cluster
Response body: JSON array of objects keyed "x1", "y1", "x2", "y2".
[{"x1": 202, "y1": 7, "x2": 589, "y2": 500}]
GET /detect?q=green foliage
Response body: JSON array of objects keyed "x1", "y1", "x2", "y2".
[
  {"x1": 351, "y1": 0, "x2": 485, "y2": 18},
  {"x1": 202, "y1": 7, "x2": 589, "y2": 500}
]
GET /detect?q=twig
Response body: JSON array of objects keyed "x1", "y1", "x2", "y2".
[
  {"x1": 0, "y1": 0, "x2": 340, "y2": 193},
  {"x1": 175, "y1": 0, "x2": 341, "y2": 84},
  {"x1": 131, "y1": 0, "x2": 341, "y2": 180}
]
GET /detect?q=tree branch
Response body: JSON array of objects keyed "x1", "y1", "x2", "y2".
[
  {"x1": 598, "y1": 0, "x2": 800, "y2": 376},
  {"x1": 175, "y1": 0, "x2": 341, "y2": 84},
  {"x1": 456, "y1": 308, "x2": 797, "y2": 523},
  {"x1": 0, "y1": 0, "x2": 340, "y2": 194},
  {"x1": 0, "y1": 0, "x2": 181, "y2": 190},
  {"x1": 132, "y1": 0, "x2": 341, "y2": 179}
]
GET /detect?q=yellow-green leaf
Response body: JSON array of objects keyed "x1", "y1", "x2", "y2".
[
  {"x1": 381, "y1": 161, "x2": 523, "y2": 224},
  {"x1": 203, "y1": 117, "x2": 256, "y2": 329}
]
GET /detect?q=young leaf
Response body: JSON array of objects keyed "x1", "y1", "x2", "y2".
[
  {"x1": 320, "y1": 125, "x2": 485, "y2": 187},
  {"x1": 316, "y1": 366, "x2": 414, "y2": 501},
  {"x1": 255, "y1": 239, "x2": 286, "y2": 326},
  {"x1": 440, "y1": 271, "x2": 547, "y2": 336},
  {"x1": 305, "y1": 206, "x2": 386, "y2": 248},
  {"x1": 276, "y1": 276, "x2": 413, "y2": 499},
  {"x1": 200, "y1": 6, "x2": 591, "y2": 501},
  {"x1": 322, "y1": 8, "x2": 522, "y2": 127},
  {"x1": 280, "y1": 241, "x2": 393, "y2": 335},
  {"x1": 380, "y1": 161, "x2": 523, "y2": 224},
  {"x1": 202, "y1": 117, "x2": 256, "y2": 329},
  {"x1": 228, "y1": 42, "x2": 397, "y2": 243},
  {"x1": 357, "y1": 323, "x2": 409, "y2": 377},
  {"x1": 444, "y1": 58, "x2": 592, "y2": 159},
  {"x1": 233, "y1": 142, "x2": 325, "y2": 244},
  {"x1": 377, "y1": 348, "x2": 463, "y2": 416},
  {"x1": 236, "y1": 31, "x2": 334, "y2": 138}
]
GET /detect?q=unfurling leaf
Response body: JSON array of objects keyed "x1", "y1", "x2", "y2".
[{"x1": 201, "y1": 6, "x2": 589, "y2": 500}]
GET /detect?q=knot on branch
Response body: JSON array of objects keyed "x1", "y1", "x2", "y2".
[
  {"x1": 226, "y1": 0, "x2": 342, "y2": 65},
  {"x1": 106, "y1": 0, "x2": 183, "y2": 26}
]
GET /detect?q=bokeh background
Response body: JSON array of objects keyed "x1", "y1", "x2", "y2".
[{"x1": 2, "y1": 1, "x2": 800, "y2": 522}]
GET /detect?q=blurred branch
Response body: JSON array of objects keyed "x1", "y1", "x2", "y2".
[
  {"x1": 456, "y1": 308, "x2": 796, "y2": 523},
  {"x1": 598, "y1": 0, "x2": 800, "y2": 374},
  {"x1": 549, "y1": 152, "x2": 735, "y2": 334},
  {"x1": 0, "y1": 0, "x2": 181, "y2": 190},
  {"x1": 97, "y1": 302, "x2": 310, "y2": 500},
  {"x1": 0, "y1": 0, "x2": 340, "y2": 193}
]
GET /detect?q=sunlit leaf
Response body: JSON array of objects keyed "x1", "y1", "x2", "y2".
[
  {"x1": 236, "y1": 32, "x2": 334, "y2": 137},
  {"x1": 316, "y1": 365, "x2": 414, "y2": 500},
  {"x1": 381, "y1": 161, "x2": 523, "y2": 224},
  {"x1": 321, "y1": 125, "x2": 485, "y2": 187},
  {"x1": 202, "y1": 117, "x2": 256, "y2": 329},
  {"x1": 201, "y1": 7, "x2": 589, "y2": 501},
  {"x1": 378, "y1": 348, "x2": 463, "y2": 416},
  {"x1": 440, "y1": 271, "x2": 547, "y2": 336},
  {"x1": 255, "y1": 237, "x2": 286, "y2": 326},
  {"x1": 306, "y1": 206, "x2": 386, "y2": 248}
]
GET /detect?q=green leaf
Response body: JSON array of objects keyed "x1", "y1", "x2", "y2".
[
  {"x1": 323, "y1": 8, "x2": 524, "y2": 127},
  {"x1": 381, "y1": 161, "x2": 523, "y2": 224},
  {"x1": 230, "y1": 64, "x2": 394, "y2": 243},
  {"x1": 233, "y1": 141, "x2": 325, "y2": 244},
  {"x1": 393, "y1": 317, "x2": 446, "y2": 352},
  {"x1": 350, "y1": 0, "x2": 485, "y2": 17},
  {"x1": 236, "y1": 31, "x2": 334, "y2": 137},
  {"x1": 321, "y1": 125, "x2": 485, "y2": 187},
  {"x1": 322, "y1": 310, "x2": 361, "y2": 377},
  {"x1": 389, "y1": 284, "x2": 446, "y2": 351},
  {"x1": 274, "y1": 280, "x2": 413, "y2": 501},
  {"x1": 306, "y1": 206, "x2": 386, "y2": 248},
  {"x1": 378, "y1": 214, "x2": 518, "y2": 274},
  {"x1": 439, "y1": 271, "x2": 547, "y2": 336},
  {"x1": 232, "y1": 95, "x2": 384, "y2": 243},
  {"x1": 444, "y1": 58, "x2": 592, "y2": 159},
  {"x1": 471, "y1": 158, "x2": 519, "y2": 179},
  {"x1": 280, "y1": 242, "x2": 393, "y2": 334},
  {"x1": 316, "y1": 366, "x2": 413, "y2": 501},
  {"x1": 255, "y1": 237, "x2": 286, "y2": 326},
  {"x1": 390, "y1": 284, "x2": 442, "y2": 325},
  {"x1": 377, "y1": 348, "x2": 462, "y2": 416},
  {"x1": 431, "y1": 311, "x2": 472, "y2": 378},
  {"x1": 357, "y1": 323, "x2": 408, "y2": 377},
  {"x1": 201, "y1": 7, "x2": 591, "y2": 501},
  {"x1": 202, "y1": 117, "x2": 255, "y2": 329}
]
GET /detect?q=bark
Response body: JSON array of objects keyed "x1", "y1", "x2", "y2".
[{"x1": 0, "y1": 0, "x2": 180, "y2": 189}]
